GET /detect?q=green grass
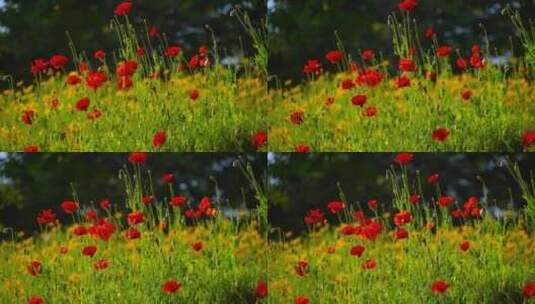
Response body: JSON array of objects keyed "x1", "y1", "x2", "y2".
[
  {"x1": 0, "y1": 159, "x2": 268, "y2": 303},
  {"x1": 0, "y1": 8, "x2": 268, "y2": 152},
  {"x1": 267, "y1": 158, "x2": 535, "y2": 303},
  {"x1": 268, "y1": 10, "x2": 535, "y2": 152}
]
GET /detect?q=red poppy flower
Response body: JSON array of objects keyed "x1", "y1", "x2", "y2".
[
  {"x1": 327, "y1": 201, "x2": 346, "y2": 214},
  {"x1": 394, "y1": 152, "x2": 413, "y2": 165},
  {"x1": 362, "y1": 106, "x2": 377, "y2": 117},
  {"x1": 192, "y1": 241, "x2": 203, "y2": 252},
  {"x1": 251, "y1": 131, "x2": 268, "y2": 150},
  {"x1": 409, "y1": 194, "x2": 420, "y2": 204},
  {"x1": 51, "y1": 98, "x2": 59, "y2": 109},
  {"x1": 21, "y1": 110, "x2": 35, "y2": 125},
  {"x1": 394, "y1": 211, "x2": 412, "y2": 226},
  {"x1": 461, "y1": 90, "x2": 472, "y2": 101},
  {"x1": 198, "y1": 196, "x2": 212, "y2": 213},
  {"x1": 189, "y1": 89, "x2": 200, "y2": 101},
  {"x1": 427, "y1": 173, "x2": 440, "y2": 184},
  {"x1": 522, "y1": 131, "x2": 535, "y2": 149},
  {"x1": 295, "y1": 144, "x2": 311, "y2": 153},
  {"x1": 88, "y1": 219, "x2": 116, "y2": 241},
  {"x1": 116, "y1": 60, "x2": 138, "y2": 77},
  {"x1": 125, "y1": 228, "x2": 141, "y2": 240},
  {"x1": 61, "y1": 200, "x2": 79, "y2": 214},
  {"x1": 78, "y1": 62, "x2": 89, "y2": 74},
  {"x1": 303, "y1": 59, "x2": 322, "y2": 74},
  {"x1": 362, "y1": 259, "x2": 376, "y2": 270},
  {"x1": 459, "y1": 240, "x2": 470, "y2": 252},
  {"x1": 304, "y1": 209, "x2": 325, "y2": 225},
  {"x1": 368, "y1": 199, "x2": 378, "y2": 209},
  {"x1": 436, "y1": 45, "x2": 453, "y2": 57},
  {"x1": 72, "y1": 224, "x2": 88, "y2": 236},
  {"x1": 340, "y1": 225, "x2": 355, "y2": 235},
  {"x1": 463, "y1": 196, "x2": 478, "y2": 211},
  {"x1": 295, "y1": 296, "x2": 310, "y2": 304},
  {"x1": 350, "y1": 244, "x2": 365, "y2": 257},
  {"x1": 127, "y1": 211, "x2": 144, "y2": 225},
  {"x1": 394, "y1": 227, "x2": 409, "y2": 239},
  {"x1": 456, "y1": 58, "x2": 468, "y2": 70},
  {"x1": 136, "y1": 47, "x2": 146, "y2": 57},
  {"x1": 327, "y1": 246, "x2": 336, "y2": 254},
  {"x1": 425, "y1": 26, "x2": 435, "y2": 38},
  {"x1": 149, "y1": 26, "x2": 160, "y2": 37},
  {"x1": 37, "y1": 209, "x2": 57, "y2": 225},
  {"x1": 86, "y1": 71, "x2": 108, "y2": 90},
  {"x1": 85, "y1": 210, "x2": 97, "y2": 221},
  {"x1": 27, "y1": 260, "x2": 42, "y2": 276},
  {"x1": 75, "y1": 97, "x2": 90, "y2": 112},
  {"x1": 82, "y1": 245, "x2": 97, "y2": 257},
  {"x1": 185, "y1": 208, "x2": 202, "y2": 219},
  {"x1": 294, "y1": 260, "x2": 309, "y2": 276},
  {"x1": 87, "y1": 108, "x2": 102, "y2": 120},
  {"x1": 114, "y1": 1, "x2": 133, "y2": 15},
  {"x1": 31, "y1": 58, "x2": 49, "y2": 75},
  {"x1": 24, "y1": 145, "x2": 39, "y2": 152},
  {"x1": 170, "y1": 195, "x2": 187, "y2": 207},
  {"x1": 290, "y1": 111, "x2": 305, "y2": 125},
  {"x1": 470, "y1": 53, "x2": 484, "y2": 68},
  {"x1": 59, "y1": 246, "x2": 69, "y2": 254},
  {"x1": 398, "y1": 0, "x2": 417, "y2": 11},
  {"x1": 66, "y1": 74, "x2": 81, "y2": 85},
  {"x1": 165, "y1": 46, "x2": 182, "y2": 58},
  {"x1": 49, "y1": 54, "x2": 69, "y2": 69},
  {"x1": 431, "y1": 280, "x2": 450, "y2": 294},
  {"x1": 399, "y1": 58, "x2": 416, "y2": 72},
  {"x1": 325, "y1": 50, "x2": 344, "y2": 64},
  {"x1": 162, "y1": 173, "x2": 174, "y2": 183},
  {"x1": 524, "y1": 282, "x2": 535, "y2": 299},
  {"x1": 94, "y1": 50, "x2": 106, "y2": 60},
  {"x1": 255, "y1": 281, "x2": 268, "y2": 299},
  {"x1": 396, "y1": 76, "x2": 411, "y2": 88},
  {"x1": 128, "y1": 152, "x2": 148, "y2": 164},
  {"x1": 356, "y1": 69, "x2": 383, "y2": 87},
  {"x1": 361, "y1": 49, "x2": 375, "y2": 61},
  {"x1": 432, "y1": 128, "x2": 450, "y2": 141},
  {"x1": 360, "y1": 220, "x2": 383, "y2": 240},
  {"x1": 437, "y1": 196, "x2": 454, "y2": 208},
  {"x1": 27, "y1": 296, "x2": 44, "y2": 304},
  {"x1": 341, "y1": 78, "x2": 355, "y2": 90},
  {"x1": 93, "y1": 259, "x2": 109, "y2": 271},
  {"x1": 325, "y1": 96, "x2": 335, "y2": 106},
  {"x1": 153, "y1": 131, "x2": 167, "y2": 148},
  {"x1": 351, "y1": 94, "x2": 367, "y2": 107},
  {"x1": 142, "y1": 195, "x2": 154, "y2": 205},
  {"x1": 162, "y1": 279, "x2": 182, "y2": 294}
]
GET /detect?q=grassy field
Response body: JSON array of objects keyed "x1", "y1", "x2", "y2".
[
  {"x1": 268, "y1": 8, "x2": 535, "y2": 152},
  {"x1": 0, "y1": 6, "x2": 268, "y2": 152},
  {"x1": 0, "y1": 155, "x2": 269, "y2": 303},
  {"x1": 267, "y1": 157, "x2": 535, "y2": 303}
]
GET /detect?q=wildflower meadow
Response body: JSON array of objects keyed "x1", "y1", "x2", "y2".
[
  {"x1": 0, "y1": 153, "x2": 269, "y2": 303},
  {"x1": 268, "y1": 3, "x2": 535, "y2": 152},
  {"x1": 267, "y1": 154, "x2": 535, "y2": 303},
  {"x1": 0, "y1": 2, "x2": 268, "y2": 152}
]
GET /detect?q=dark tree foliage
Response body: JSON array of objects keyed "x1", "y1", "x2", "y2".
[
  {"x1": 0, "y1": 153, "x2": 267, "y2": 235},
  {"x1": 269, "y1": 0, "x2": 535, "y2": 83},
  {"x1": 0, "y1": 0, "x2": 266, "y2": 83},
  {"x1": 267, "y1": 153, "x2": 535, "y2": 235}
]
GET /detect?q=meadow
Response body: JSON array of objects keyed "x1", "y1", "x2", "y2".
[
  {"x1": 268, "y1": 5, "x2": 535, "y2": 152},
  {"x1": 0, "y1": 153, "x2": 268, "y2": 303},
  {"x1": 0, "y1": 2, "x2": 268, "y2": 152},
  {"x1": 267, "y1": 155, "x2": 535, "y2": 303}
]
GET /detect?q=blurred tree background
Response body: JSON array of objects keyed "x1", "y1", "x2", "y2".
[
  {"x1": 0, "y1": 0, "x2": 265, "y2": 85},
  {"x1": 269, "y1": 0, "x2": 535, "y2": 83},
  {"x1": 268, "y1": 153, "x2": 535, "y2": 235},
  {"x1": 0, "y1": 153, "x2": 266, "y2": 236}
]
